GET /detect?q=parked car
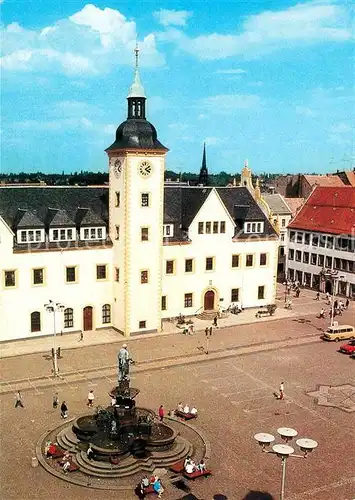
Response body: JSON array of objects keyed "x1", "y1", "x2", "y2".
[
  {"x1": 322, "y1": 324, "x2": 355, "y2": 341},
  {"x1": 339, "y1": 339, "x2": 355, "y2": 354}
]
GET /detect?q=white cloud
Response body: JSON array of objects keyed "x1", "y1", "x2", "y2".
[
  {"x1": 329, "y1": 122, "x2": 351, "y2": 133},
  {"x1": 200, "y1": 94, "x2": 260, "y2": 114},
  {"x1": 162, "y1": 1, "x2": 352, "y2": 60},
  {"x1": 154, "y1": 9, "x2": 192, "y2": 27},
  {"x1": 216, "y1": 68, "x2": 247, "y2": 74},
  {"x1": 295, "y1": 106, "x2": 317, "y2": 117},
  {"x1": 1, "y1": 4, "x2": 164, "y2": 75}
]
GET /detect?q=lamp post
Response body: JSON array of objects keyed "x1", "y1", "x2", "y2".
[
  {"x1": 254, "y1": 427, "x2": 318, "y2": 500},
  {"x1": 319, "y1": 269, "x2": 345, "y2": 326},
  {"x1": 44, "y1": 300, "x2": 64, "y2": 376}
]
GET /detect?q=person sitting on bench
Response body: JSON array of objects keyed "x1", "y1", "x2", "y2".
[
  {"x1": 198, "y1": 459, "x2": 206, "y2": 472},
  {"x1": 153, "y1": 478, "x2": 164, "y2": 498},
  {"x1": 184, "y1": 457, "x2": 196, "y2": 473},
  {"x1": 62, "y1": 460, "x2": 71, "y2": 474},
  {"x1": 190, "y1": 405, "x2": 197, "y2": 415},
  {"x1": 183, "y1": 403, "x2": 190, "y2": 414},
  {"x1": 177, "y1": 402, "x2": 184, "y2": 412}
]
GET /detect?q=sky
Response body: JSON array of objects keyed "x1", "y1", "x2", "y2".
[{"x1": 0, "y1": 0, "x2": 354, "y2": 175}]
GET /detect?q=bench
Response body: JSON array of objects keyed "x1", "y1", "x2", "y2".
[
  {"x1": 175, "y1": 410, "x2": 197, "y2": 421},
  {"x1": 183, "y1": 469, "x2": 212, "y2": 480},
  {"x1": 61, "y1": 460, "x2": 79, "y2": 473},
  {"x1": 169, "y1": 459, "x2": 185, "y2": 473},
  {"x1": 48, "y1": 447, "x2": 65, "y2": 459}
]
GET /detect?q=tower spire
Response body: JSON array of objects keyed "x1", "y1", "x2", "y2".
[
  {"x1": 198, "y1": 142, "x2": 209, "y2": 186},
  {"x1": 127, "y1": 42, "x2": 146, "y2": 99}
]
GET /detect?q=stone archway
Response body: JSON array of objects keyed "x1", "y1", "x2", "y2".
[{"x1": 204, "y1": 290, "x2": 215, "y2": 311}]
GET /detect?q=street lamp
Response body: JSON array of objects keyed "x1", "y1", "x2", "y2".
[
  {"x1": 319, "y1": 269, "x2": 345, "y2": 326},
  {"x1": 44, "y1": 300, "x2": 64, "y2": 376},
  {"x1": 254, "y1": 427, "x2": 318, "y2": 500}
]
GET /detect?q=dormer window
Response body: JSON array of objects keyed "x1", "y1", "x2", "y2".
[
  {"x1": 81, "y1": 226, "x2": 106, "y2": 240},
  {"x1": 18, "y1": 229, "x2": 44, "y2": 243},
  {"x1": 49, "y1": 228, "x2": 75, "y2": 242},
  {"x1": 244, "y1": 221, "x2": 264, "y2": 234},
  {"x1": 163, "y1": 224, "x2": 174, "y2": 237}
]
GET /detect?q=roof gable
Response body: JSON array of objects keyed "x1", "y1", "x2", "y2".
[
  {"x1": 46, "y1": 208, "x2": 75, "y2": 227},
  {"x1": 75, "y1": 208, "x2": 105, "y2": 227},
  {"x1": 13, "y1": 209, "x2": 45, "y2": 229}
]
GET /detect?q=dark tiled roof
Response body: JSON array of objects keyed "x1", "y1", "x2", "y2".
[
  {"x1": 0, "y1": 187, "x2": 109, "y2": 231},
  {"x1": 106, "y1": 119, "x2": 168, "y2": 151},
  {"x1": 75, "y1": 208, "x2": 105, "y2": 227},
  {"x1": 46, "y1": 208, "x2": 75, "y2": 228},
  {"x1": 13, "y1": 209, "x2": 45, "y2": 229}
]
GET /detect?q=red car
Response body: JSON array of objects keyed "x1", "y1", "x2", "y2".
[{"x1": 339, "y1": 339, "x2": 355, "y2": 354}]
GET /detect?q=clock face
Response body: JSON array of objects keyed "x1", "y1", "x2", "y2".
[
  {"x1": 139, "y1": 161, "x2": 152, "y2": 178},
  {"x1": 113, "y1": 159, "x2": 122, "y2": 178}
]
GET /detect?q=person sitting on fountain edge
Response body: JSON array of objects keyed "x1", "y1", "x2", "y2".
[
  {"x1": 183, "y1": 403, "x2": 190, "y2": 414},
  {"x1": 184, "y1": 457, "x2": 196, "y2": 474},
  {"x1": 190, "y1": 405, "x2": 197, "y2": 415},
  {"x1": 87, "y1": 444, "x2": 94, "y2": 460},
  {"x1": 177, "y1": 401, "x2": 183, "y2": 412},
  {"x1": 141, "y1": 475, "x2": 149, "y2": 488}
]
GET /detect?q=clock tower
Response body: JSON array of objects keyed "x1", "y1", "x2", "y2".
[{"x1": 106, "y1": 46, "x2": 168, "y2": 336}]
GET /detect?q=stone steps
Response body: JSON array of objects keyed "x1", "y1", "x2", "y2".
[
  {"x1": 56, "y1": 427, "x2": 79, "y2": 450},
  {"x1": 74, "y1": 437, "x2": 193, "y2": 478},
  {"x1": 195, "y1": 310, "x2": 218, "y2": 320}
]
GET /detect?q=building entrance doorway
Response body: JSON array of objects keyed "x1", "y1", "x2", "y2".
[
  {"x1": 83, "y1": 306, "x2": 93, "y2": 331},
  {"x1": 204, "y1": 290, "x2": 215, "y2": 310},
  {"x1": 325, "y1": 280, "x2": 332, "y2": 294}
]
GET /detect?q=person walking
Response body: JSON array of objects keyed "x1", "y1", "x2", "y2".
[
  {"x1": 319, "y1": 308, "x2": 325, "y2": 319},
  {"x1": 15, "y1": 390, "x2": 24, "y2": 408},
  {"x1": 345, "y1": 298, "x2": 349, "y2": 309},
  {"x1": 205, "y1": 327, "x2": 209, "y2": 336},
  {"x1": 158, "y1": 405, "x2": 164, "y2": 422},
  {"x1": 316, "y1": 292, "x2": 320, "y2": 301},
  {"x1": 78, "y1": 331, "x2": 84, "y2": 342},
  {"x1": 213, "y1": 316, "x2": 218, "y2": 327},
  {"x1": 52, "y1": 392, "x2": 59, "y2": 409},
  {"x1": 209, "y1": 326, "x2": 213, "y2": 336},
  {"x1": 61, "y1": 401, "x2": 68, "y2": 419},
  {"x1": 87, "y1": 390, "x2": 95, "y2": 407},
  {"x1": 279, "y1": 381, "x2": 284, "y2": 400}
]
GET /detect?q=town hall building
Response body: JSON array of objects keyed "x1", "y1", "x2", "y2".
[{"x1": 0, "y1": 52, "x2": 279, "y2": 342}]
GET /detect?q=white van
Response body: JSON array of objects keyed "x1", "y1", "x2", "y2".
[{"x1": 322, "y1": 325, "x2": 355, "y2": 341}]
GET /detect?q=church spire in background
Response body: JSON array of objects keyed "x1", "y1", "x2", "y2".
[{"x1": 198, "y1": 142, "x2": 209, "y2": 186}]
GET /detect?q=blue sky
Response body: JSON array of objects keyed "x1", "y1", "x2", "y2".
[{"x1": 1, "y1": 0, "x2": 354, "y2": 174}]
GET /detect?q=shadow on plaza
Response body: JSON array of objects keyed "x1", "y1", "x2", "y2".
[{"x1": 177, "y1": 492, "x2": 275, "y2": 500}]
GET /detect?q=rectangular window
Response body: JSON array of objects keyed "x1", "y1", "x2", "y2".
[
  {"x1": 348, "y1": 260, "x2": 354, "y2": 273},
  {"x1": 334, "y1": 258, "x2": 341, "y2": 269},
  {"x1": 166, "y1": 260, "x2": 174, "y2": 274},
  {"x1": 318, "y1": 254, "x2": 324, "y2": 267},
  {"x1": 246, "y1": 254, "x2": 254, "y2": 267},
  {"x1": 325, "y1": 256, "x2": 332, "y2": 268},
  {"x1": 303, "y1": 252, "x2": 309, "y2": 264},
  {"x1": 139, "y1": 321, "x2": 146, "y2": 329},
  {"x1": 20, "y1": 231, "x2": 27, "y2": 242},
  {"x1": 296, "y1": 232, "x2": 303, "y2": 244},
  {"x1": 205, "y1": 222, "x2": 211, "y2": 234},
  {"x1": 311, "y1": 253, "x2": 317, "y2": 265},
  {"x1": 304, "y1": 233, "x2": 310, "y2": 245},
  {"x1": 258, "y1": 286, "x2": 265, "y2": 300},
  {"x1": 35, "y1": 230, "x2": 41, "y2": 242},
  {"x1": 280, "y1": 247, "x2": 285, "y2": 257},
  {"x1": 141, "y1": 227, "x2": 149, "y2": 241},
  {"x1": 28, "y1": 230, "x2": 34, "y2": 242},
  {"x1": 4, "y1": 270, "x2": 16, "y2": 287},
  {"x1": 64, "y1": 308, "x2": 74, "y2": 329},
  {"x1": 90, "y1": 228, "x2": 96, "y2": 239},
  {"x1": 327, "y1": 236, "x2": 334, "y2": 249},
  {"x1": 295, "y1": 250, "x2": 302, "y2": 262},
  {"x1": 96, "y1": 264, "x2": 107, "y2": 280},
  {"x1": 341, "y1": 259, "x2": 347, "y2": 271},
  {"x1": 67, "y1": 229, "x2": 73, "y2": 240},
  {"x1": 319, "y1": 235, "x2": 326, "y2": 248},
  {"x1": 53, "y1": 229, "x2": 59, "y2": 241},
  {"x1": 288, "y1": 249, "x2": 294, "y2": 260},
  {"x1": 140, "y1": 270, "x2": 149, "y2": 284},
  {"x1": 185, "y1": 259, "x2": 193, "y2": 273},
  {"x1": 205, "y1": 257, "x2": 214, "y2": 271},
  {"x1": 141, "y1": 193, "x2": 149, "y2": 207},
  {"x1": 66, "y1": 266, "x2": 76, "y2": 283},
  {"x1": 245, "y1": 223, "x2": 251, "y2": 233},
  {"x1": 289, "y1": 231, "x2": 295, "y2": 242},
  {"x1": 281, "y1": 218, "x2": 286, "y2": 227},
  {"x1": 97, "y1": 228, "x2": 103, "y2": 239},
  {"x1": 33, "y1": 268, "x2": 44, "y2": 285},
  {"x1": 84, "y1": 229, "x2": 89, "y2": 239},
  {"x1": 31, "y1": 312, "x2": 41, "y2": 332},
  {"x1": 115, "y1": 267, "x2": 119, "y2": 282},
  {"x1": 115, "y1": 192, "x2": 120, "y2": 207},
  {"x1": 232, "y1": 254, "x2": 240, "y2": 268},
  {"x1": 231, "y1": 288, "x2": 239, "y2": 302},
  {"x1": 60, "y1": 229, "x2": 66, "y2": 240},
  {"x1": 220, "y1": 221, "x2": 226, "y2": 234},
  {"x1": 102, "y1": 304, "x2": 111, "y2": 324},
  {"x1": 161, "y1": 296, "x2": 167, "y2": 311},
  {"x1": 184, "y1": 293, "x2": 193, "y2": 308},
  {"x1": 198, "y1": 222, "x2": 204, "y2": 234},
  {"x1": 260, "y1": 253, "x2": 267, "y2": 266},
  {"x1": 256, "y1": 222, "x2": 262, "y2": 233},
  {"x1": 213, "y1": 221, "x2": 219, "y2": 234},
  {"x1": 312, "y1": 234, "x2": 319, "y2": 247},
  {"x1": 115, "y1": 225, "x2": 120, "y2": 240},
  {"x1": 252, "y1": 223, "x2": 256, "y2": 233},
  {"x1": 280, "y1": 234, "x2": 285, "y2": 242}
]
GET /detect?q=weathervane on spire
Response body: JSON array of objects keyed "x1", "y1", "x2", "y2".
[
  {"x1": 134, "y1": 42, "x2": 139, "y2": 71},
  {"x1": 127, "y1": 42, "x2": 146, "y2": 99}
]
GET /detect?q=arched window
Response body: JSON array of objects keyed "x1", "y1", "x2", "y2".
[
  {"x1": 102, "y1": 304, "x2": 111, "y2": 324},
  {"x1": 64, "y1": 308, "x2": 74, "y2": 328},
  {"x1": 31, "y1": 311, "x2": 41, "y2": 332}
]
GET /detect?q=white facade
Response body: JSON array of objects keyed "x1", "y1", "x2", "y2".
[{"x1": 286, "y1": 228, "x2": 355, "y2": 297}]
